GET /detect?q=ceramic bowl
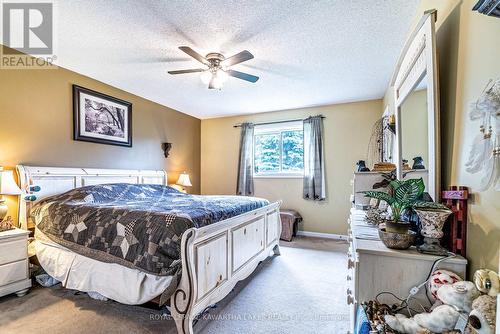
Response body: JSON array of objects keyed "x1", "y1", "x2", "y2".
[{"x1": 378, "y1": 226, "x2": 416, "y2": 250}]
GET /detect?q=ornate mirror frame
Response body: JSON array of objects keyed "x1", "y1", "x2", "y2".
[{"x1": 392, "y1": 10, "x2": 440, "y2": 200}]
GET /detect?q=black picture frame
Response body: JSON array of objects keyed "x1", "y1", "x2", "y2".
[{"x1": 73, "y1": 85, "x2": 132, "y2": 147}]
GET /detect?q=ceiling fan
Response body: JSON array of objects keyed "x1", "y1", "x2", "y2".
[{"x1": 168, "y1": 46, "x2": 259, "y2": 89}]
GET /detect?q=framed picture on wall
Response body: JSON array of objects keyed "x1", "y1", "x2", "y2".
[{"x1": 73, "y1": 85, "x2": 132, "y2": 147}]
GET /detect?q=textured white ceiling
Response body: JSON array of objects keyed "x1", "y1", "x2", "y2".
[{"x1": 52, "y1": 0, "x2": 419, "y2": 119}]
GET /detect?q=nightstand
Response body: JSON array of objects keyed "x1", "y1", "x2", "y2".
[{"x1": 0, "y1": 228, "x2": 31, "y2": 298}]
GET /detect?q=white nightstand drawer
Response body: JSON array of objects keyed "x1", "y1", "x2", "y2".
[
  {"x1": 0, "y1": 259, "x2": 28, "y2": 286},
  {"x1": 0, "y1": 238, "x2": 27, "y2": 265}
]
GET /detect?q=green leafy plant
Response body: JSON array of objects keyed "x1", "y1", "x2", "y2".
[{"x1": 363, "y1": 178, "x2": 448, "y2": 222}]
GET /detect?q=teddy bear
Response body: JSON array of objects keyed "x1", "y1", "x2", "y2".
[
  {"x1": 461, "y1": 268, "x2": 499, "y2": 334},
  {"x1": 385, "y1": 281, "x2": 479, "y2": 334},
  {"x1": 436, "y1": 281, "x2": 480, "y2": 313},
  {"x1": 383, "y1": 313, "x2": 425, "y2": 333},
  {"x1": 466, "y1": 294, "x2": 497, "y2": 334}
]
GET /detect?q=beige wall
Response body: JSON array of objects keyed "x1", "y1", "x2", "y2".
[
  {"x1": 201, "y1": 100, "x2": 382, "y2": 235},
  {"x1": 440, "y1": 0, "x2": 500, "y2": 274},
  {"x1": 412, "y1": 0, "x2": 500, "y2": 274},
  {"x1": 0, "y1": 51, "x2": 201, "y2": 223}
]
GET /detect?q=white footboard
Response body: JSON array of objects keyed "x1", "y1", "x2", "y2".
[{"x1": 171, "y1": 201, "x2": 282, "y2": 334}]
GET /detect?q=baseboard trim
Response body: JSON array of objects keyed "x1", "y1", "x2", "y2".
[{"x1": 296, "y1": 231, "x2": 348, "y2": 241}]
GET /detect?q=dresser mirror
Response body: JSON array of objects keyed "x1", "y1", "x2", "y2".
[
  {"x1": 392, "y1": 10, "x2": 440, "y2": 200},
  {"x1": 400, "y1": 75, "x2": 429, "y2": 171}
]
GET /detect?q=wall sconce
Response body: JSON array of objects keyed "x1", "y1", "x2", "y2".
[{"x1": 162, "y1": 143, "x2": 172, "y2": 158}]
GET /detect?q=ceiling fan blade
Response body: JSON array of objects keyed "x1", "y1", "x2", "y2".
[
  {"x1": 168, "y1": 68, "x2": 205, "y2": 75},
  {"x1": 226, "y1": 70, "x2": 259, "y2": 83},
  {"x1": 222, "y1": 50, "x2": 254, "y2": 66},
  {"x1": 179, "y1": 46, "x2": 209, "y2": 65}
]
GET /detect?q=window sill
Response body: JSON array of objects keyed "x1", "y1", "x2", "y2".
[{"x1": 254, "y1": 174, "x2": 303, "y2": 179}]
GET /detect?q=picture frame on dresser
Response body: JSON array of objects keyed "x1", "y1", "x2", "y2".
[{"x1": 73, "y1": 85, "x2": 132, "y2": 147}]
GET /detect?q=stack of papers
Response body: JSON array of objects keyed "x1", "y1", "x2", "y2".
[
  {"x1": 350, "y1": 208, "x2": 366, "y2": 223},
  {"x1": 353, "y1": 225, "x2": 380, "y2": 240},
  {"x1": 349, "y1": 208, "x2": 380, "y2": 240}
]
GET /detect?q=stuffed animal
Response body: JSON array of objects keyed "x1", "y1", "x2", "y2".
[
  {"x1": 437, "y1": 281, "x2": 480, "y2": 313},
  {"x1": 384, "y1": 313, "x2": 424, "y2": 334},
  {"x1": 414, "y1": 304, "x2": 461, "y2": 333},
  {"x1": 467, "y1": 295, "x2": 497, "y2": 334},
  {"x1": 474, "y1": 269, "x2": 500, "y2": 297},
  {"x1": 385, "y1": 281, "x2": 479, "y2": 334},
  {"x1": 385, "y1": 304, "x2": 462, "y2": 334}
]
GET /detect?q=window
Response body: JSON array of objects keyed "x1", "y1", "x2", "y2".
[{"x1": 253, "y1": 121, "x2": 304, "y2": 177}]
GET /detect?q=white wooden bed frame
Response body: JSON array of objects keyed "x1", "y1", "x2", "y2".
[{"x1": 16, "y1": 165, "x2": 282, "y2": 334}]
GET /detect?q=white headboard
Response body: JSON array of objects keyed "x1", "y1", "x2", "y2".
[{"x1": 16, "y1": 165, "x2": 167, "y2": 230}]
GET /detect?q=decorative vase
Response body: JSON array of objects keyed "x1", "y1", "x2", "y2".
[
  {"x1": 412, "y1": 156, "x2": 425, "y2": 169},
  {"x1": 356, "y1": 160, "x2": 370, "y2": 172},
  {"x1": 415, "y1": 208, "x2": 452, "y2": 255},
  {"x1": 385, "y1": 220, "x2": 411, "y2": 234},
  {"x1": 378, "y1": 226, "x2": 416, "y2": 250}
]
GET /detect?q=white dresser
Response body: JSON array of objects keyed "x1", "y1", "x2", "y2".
[
  {"x1": 346, "y1": 210, "x2": 467, "y2": 333},
  {"x1": 0, "y1": 228, "x2": 31, "y2": 298}
]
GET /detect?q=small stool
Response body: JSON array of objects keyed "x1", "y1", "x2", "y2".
[{"x1": 279, "y1": 210, "x2": 302, "y2": 241}]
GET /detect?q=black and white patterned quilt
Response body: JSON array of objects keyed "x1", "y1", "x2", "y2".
[{"x1": 32, "y1": 183, "x2": 269, "y2": 278}]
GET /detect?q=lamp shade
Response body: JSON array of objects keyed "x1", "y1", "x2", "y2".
[
  {"x1": 176, "y1": 172, "x2": 192, "y2": 187},
  {"x1": 0, "y1": 170, "x2": 22, "y2": 195}
]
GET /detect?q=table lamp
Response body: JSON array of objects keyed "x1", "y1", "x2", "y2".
[
  {"x1": 176, "y1": 172, "x2": 192, "y2": 193},
  {"x1": 0, "y1": 169, "x2": 22, "y2": 224}
]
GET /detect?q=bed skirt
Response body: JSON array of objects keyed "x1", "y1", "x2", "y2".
[{"x1": 35, "y1": 239, "x2": 173, "y2": 305}]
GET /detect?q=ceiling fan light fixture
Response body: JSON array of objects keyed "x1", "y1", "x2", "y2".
[
  {"x1": 212, "y1": 76, "x2": 223, "y2": 90},
  {"x1": 211, "y1": 70, "x2": 229, "y2": 89},
  {"x1": 216, "y1": 69, "x2": 228, "y2": 83},
  {"x1": 200, "y1": 71, "x2": 212, "y2": 84},
  {"x1": 170, "y1": 46, "x2": 259, "y2": 89}
]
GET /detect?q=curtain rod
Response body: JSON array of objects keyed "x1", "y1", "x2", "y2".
[{"x1": 233, "y1": 115, "x2": 325, "y2": 128}]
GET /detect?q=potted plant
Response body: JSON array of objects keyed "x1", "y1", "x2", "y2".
[{"x1": 363, "y1": 178, "x2": 447, "y2": 234}]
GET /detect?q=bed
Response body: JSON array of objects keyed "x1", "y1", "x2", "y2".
[{"x1": 17, "y1": 165, "x2": 282, "y2": 334}]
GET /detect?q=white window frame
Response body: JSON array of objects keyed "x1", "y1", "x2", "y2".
[{"x1": 253, "y1": 121, "x2": 304, "y2": 178}]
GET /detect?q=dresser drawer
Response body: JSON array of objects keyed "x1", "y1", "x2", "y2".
[
  {"x1": 0, "y1": 259, "x2": 28, "y2": 286},
  {"x1": 0, "y1": 238, "x2": 27, "y2": 265}
]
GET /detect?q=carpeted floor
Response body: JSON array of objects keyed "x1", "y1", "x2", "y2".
[{"x1": 0, "y1": 237, "x2": 349, "y2": 334}]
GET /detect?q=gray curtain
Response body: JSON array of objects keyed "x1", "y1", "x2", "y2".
[
  {"x1": 236, "y1": 122, "x2": 255, "y2": 196},
  {"x1": 303, "y1": 116, "x2": 326, "y2": 201}
]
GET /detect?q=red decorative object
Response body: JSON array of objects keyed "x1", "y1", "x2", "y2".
[
  {"x1": 441, "y1": 186, "x2": 469, "y2": 257},
  {"x1": 427, "y1": 269, "x2": 463, "y2": 301}
]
